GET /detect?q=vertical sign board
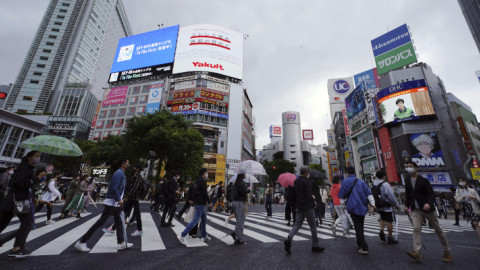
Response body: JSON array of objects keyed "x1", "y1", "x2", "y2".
[
  {"x1": 269, "y1": 125, "x2": 282, "y2": 138},
  {"x1": 377, "y1": 127, "x2": 400, "y2": 183},
  {"x1": 342, "y1": 109, "x2": 350, "y2": 136},
  {"x1": 145, "y1": 81, "x2": 164, "y2": 114},
  {"x1": 302, "y1": 129, "x2": 314, "y2": 140}
]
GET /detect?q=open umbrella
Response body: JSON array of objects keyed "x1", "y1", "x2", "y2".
[
  {"x1": 309, "y1": 169, "x2": 327, "y2": 179},
  {"x1": 228, "y1": 174, "x2": 259, "y2": 184},
  {"x1": 234, "y1": 160, "x2": 267, "y2": 175},
  {"x1": 277, "y1": 173, "x2": 297, "y2": 187},
  {"x1": 20, "y1": 135, "x2": 83, "y2": 157}
]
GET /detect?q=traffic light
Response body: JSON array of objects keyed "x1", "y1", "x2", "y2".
[
  {"x1": 273, "y1": 166, "x2": 276, "y2": 170},
  {"x1": 0, "y1": 92, "x2": 7, "y2": 99}
]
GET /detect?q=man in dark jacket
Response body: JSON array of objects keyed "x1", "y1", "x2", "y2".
[
  {"x1": 404, "y1": 160, "x2": 451, "y2": 263},
  {"x1": 161, "y1": 171, "x2": 180, "y2": 227},
  {"x1": 123, "y1": 164, "x2": 144, "y2": 236},
  {"x1": 177, "y1": 177, "x2": 193, "y2": 219},
  {"x1": 284, "y1": 166, "x2": 324, "y2": 254},
  {"x1": 178, "y1": 168, "x2": 212, "y2": 244},
  {"x1": 285, "y1": 185, "x2": 296, "y2": 226}
]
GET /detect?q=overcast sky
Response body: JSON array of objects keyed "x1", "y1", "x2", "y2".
[{"x1": 1, "y1": 0, "x2": 479, "y2": 149}]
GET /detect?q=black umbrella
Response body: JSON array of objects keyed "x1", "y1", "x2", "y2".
[{"x1": 309, "y1": 169, "x2": 327, "y2": 179}]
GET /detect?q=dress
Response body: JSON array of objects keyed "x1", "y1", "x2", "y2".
[{"x1": 65, "y1": 181, "x2": 87, "y2": 211}]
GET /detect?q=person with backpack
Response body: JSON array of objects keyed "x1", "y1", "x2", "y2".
[
  {"x1": 372, "y1": 170, "x2": 400, "y2": 244},
  {"x1": 284, "y1": 185, "x2": 296, "y2": 226},
  {"x1": 338, "y1": 166, "x2": 375, "y2": 255},
  {"x1": 224, "y1": 182, "x2": 236, "y2": 226},
  {"x1": 284, "y1": 166, "x2": 325, "y2": 254}
]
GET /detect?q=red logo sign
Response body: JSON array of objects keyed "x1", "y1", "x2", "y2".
[{"x1": 193, "y1": 62, "x2": 224, "y2": 70}]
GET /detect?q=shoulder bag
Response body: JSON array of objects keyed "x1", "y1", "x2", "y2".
[
  {"x1": 344, "y1": 178, "x2": 358, "y2": 204},
  {"x1": 13, "y1": 193, "x2": 31, "y2": 216}
]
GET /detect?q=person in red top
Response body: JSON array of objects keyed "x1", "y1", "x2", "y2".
[{"x1": 330, "y1": 175, "x2": 351, "y2": 236}]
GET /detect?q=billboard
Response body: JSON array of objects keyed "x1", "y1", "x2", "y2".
[
  {"x1": 145, "y1": 81, "x2": 164, "y2": 114},
  {"x1": 101, "y1": 86, "x2": 128, "y2": 106},
  {"x1": 377, "y1": 80, "x2": 434, "y2": 125},
  {"x1": 371, "y1": 24, "x2": 411, "y2": 57},
  {"x1": 393, "y1": 132, "x2": 445, "y2": 167},
  {"x1": 353, "y1": 68, "x2": 379, "y2": 90},
  {"x1": 171, "y1": 102, "x2": 200, "y2": 112},
  {"x1": 173, "y1": 24, "x2": 243, "y2": 79},
  {"x1": 342, "y1": 109, "x2": 350, "y2": 136},
  {"x1": 378, "y1": 127, "x2": 400, "y2": 182},
  {"x1": 269, "y1": 125, "x2": 282, "y2": 138},
  {"x1": 110, "y1": 25, "x2": 179, "y2": 73},
  {"x1": 375, "y1": 42, "x2": 417, "y2": 75},
  {"x1": 302, "y1": 129, "x2": 314, "y2": 140},
  {"x1": 345, "y1": 84, "x2": 366, "y2": 120},
  {"x1": 327, "y1": 77, "x2": 355, "y2": 104}
]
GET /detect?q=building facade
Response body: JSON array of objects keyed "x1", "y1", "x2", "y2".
[
  {"x1": 5, "y1": 0, "x2": 131, "y2": 114},
  {"x1": 458, "y1": 0, "x2": 480, "y2": 53}
]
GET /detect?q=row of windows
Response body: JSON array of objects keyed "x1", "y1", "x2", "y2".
[
  {"x1": 93, "y1": 130, "x2": 122, "y2": 140},
  {"x1": 99, "y1": 106, "x2": 147, "y2": 118},
  {"x1": 0, "y1": 124, "x2": 35, "y2": 159}
]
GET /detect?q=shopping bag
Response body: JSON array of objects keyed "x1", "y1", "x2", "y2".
[{"x1": 184, "y1": 207, "x2": 195, "y2": 223}]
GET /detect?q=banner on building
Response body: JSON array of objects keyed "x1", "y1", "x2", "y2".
[
  {"x1": 102, "y1": 86, "x2": 128, "y2": 106},
  {"x1": 269, "y1": 125, "x2": 282, "y2": 138},
  {"x1": 342, "y1": 109, "x2": 350, "y2": 136},
  {"x1": 378, "y1": 127, "x2": 400, "y2": 182},
  {"x1": 302, "y1": 129, "x2": 314, "y2": 140},
  {"x1": 145, "y1": 81, "x2": 164, "y2": 114}
]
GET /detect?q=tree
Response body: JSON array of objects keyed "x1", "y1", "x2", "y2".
[
  {"x1": 264, "y1": 159, "x2": 296, "y2": 184},
  {"x1": 48, "y1": 139, "x2": 96, "y2": 175}
]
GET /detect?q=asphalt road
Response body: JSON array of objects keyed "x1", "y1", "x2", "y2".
[{"x1": 0, "y1": 202, "x2": 478, "y2": 270}]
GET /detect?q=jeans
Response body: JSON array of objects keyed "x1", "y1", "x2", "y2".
[
  {"x1": 328, "y1": 201, "x2": 334, "y2": 215},
  {"x1": 0, "y1": 210, "x2": 32, "y2": 249},
  {"x1": 181, "y1": 205, "x2": 207, "y2": 238},
  {"x1": 350, "y1": 213, "x2": 367, "y2": 251},
  {"x1": 80, "y1": 205, "x2": 124, "y2": 244},
  {"x1": 412, "y1": 209, "x2": 450, "y2": 252},
  {"x1": 265, "y1": 195, "x2": 272, "y2": 216},
  {"x1": 232, "y1": 201, "x2": 246, "y2": 241},
  {"x1": 288, "y1": 208, "x2": 318, "y2": 247}
]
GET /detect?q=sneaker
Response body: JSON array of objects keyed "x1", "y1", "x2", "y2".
[
  {"x1": 443, "y1": 251, "x2": 452, "y2": 263},
  {"x1": 127, "y1": 220, "x2": 137, "y2": 226},
  {"x1": 117, "y1": 242, "x2": 133, "y2": 250},
  {"x1": 200, "y1": 236, "x2": 211, "y2": 242},
  {"x1": 284, "y1": 238, "x2": 291, "y2": 254},
  {"x1": 387, "y1": 237, "x2": 398, "y2": 245},
  {"x1": 406, "y1": 251, "x2": 422, "y2": 263},
  {"x1": 178, "y1": 234, "x2": 188, "y2": 245},
  {"x1": 379, "y1": 230, "x2": 386, "y2": 242},
  {"x1": 131, "y1": 230, "x2": 143, "y2": 237},
  {"x1": 286, "y1": 221, "x2": 291, "y2": 226},
  {"x1": 225, "y1": 217, "x2": 229, "y2": 227},
  {"x1": 312, "y1": 246, "x2": 325, "y2": 252},
  {"x1": 234, "y1": 239, "x2": 247, "y2": 245},
  {"x1": 74, "y1": 241, "x2": 90, "y2": 253},
  {"x1": 103, "y1": 228, "x2": 115, "y2": 235},
  {"x1": 189, "y1": 234, "x2": 197, "y2": 238},
  {"x1": 8, "y1": 248, "x2": 32, "y2": 258},
  {"x1": 45, "y1": 220, "x2": 55, "y2": 225},
  {"x1": 331, "y1": 224, "x2": 336, "y2": 235},
  {"x1": 357, "y1": 248, "x2": 368, "y2": 255}
]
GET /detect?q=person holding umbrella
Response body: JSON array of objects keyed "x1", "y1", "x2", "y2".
[
  {"x1": 284, "y1": 166, "x2": 324, "y2": 254},
  {"x1": 230, "y1": 169, "x2": 250, "y2": 245}
]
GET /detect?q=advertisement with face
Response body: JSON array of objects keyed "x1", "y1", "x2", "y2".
[
  {"x1": 393, "y1": 132, "x2": 445, "y2": 168},
  {"x1": 345, "y1": 84, "x2": 366, "y2": 120},
  {"x1": 377, "y1": 79, "x2": 435, "y2": 125},
  {"x1": 173, "y1": 24, "x2": 243, "y2": 79}
]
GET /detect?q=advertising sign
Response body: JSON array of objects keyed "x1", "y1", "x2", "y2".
[
  {"x1": 327, "y1": 129, "x2": 336, "y2": 150},
  {"x1": 200, "y1": 90, "x2": 224, "y2": 101},
  {"x1": 419, "y1": 172, "x2": 452, "y2": 185},
  {"x1": 371, "y1": 24, "x2": 411, "y2": 57},
  {"x1": 457, "y1": 117, "x2": 476, "y2": 158},
  {"x1": 378, "y1": 127, "x2": 400, "y2": 182},
  {"x1": 393, "y1": 132, "x2": 445, "y2": 167},
  {"x1": 175, "y1": 80, "x2": 196, "y2": 90},
  {"x1": 375, "y1": 42, "x2": 417, "y2": 75},
  {"x1": 302, "y1": 129, "x2": 314, "y2": 140},
  {"x1": 173, "y1": 24, "x2": 243, "y2": 79},
  {"x1": 377, "y1": 80, "x2": 434, "y2": 125},
  {"x1": 353, "y1": 68, "x2": 379, "y2": 90},
  {"x1": 110, "y1": 25, "x2": 179, "y2": 73},
  {"x1": 173, "y1": 91, "x2": 195, "y2": 100},
  {"x1": 345, "y1": 84, "x2": 367, "y2": 120},
  {"x1": 101, "y1": 86, "x2": 128, "y2": 106},
  {"x1": 172, "y1": 109, "x2": 228, "y2": 119},
  {"x1": 328, "y1": 77, "x2": 355, "y2": 104},
  {"x1": 269, "y1": 125, "x2": 282, "y2": 138},
  {"x1": 108, "y1": 63, "x2": 172, "y2": 83},
  {"x1": 145, "y1": 81, "x2": 164, "y2": 114},
  {"x1": 171, "y1": 102, "x2": 200, "y2": 112},
  {"x1": 342, "y1": 109, "x2": 350, "y2": 136},
  {"x1": 471, "y1": 168, "x2": 480, "y2": 180}
]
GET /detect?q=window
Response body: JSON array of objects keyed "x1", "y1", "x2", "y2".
[
  {"x1": 45, "y1": 41, "x2": 54, "y2": 46},
  {"x1": 93, "y1": 131, "x2": 101, "y2": 140},
  {"x1": 48, "y1": 35, "x2": 57, "y2": 39},
  {"x1": 52, "y1": 28, "x2": 60, "y2": 32},
  {"x1": 130, "y1": 96, "x2": 138, "y2": 104},
  {"x1": 30, "y1": 80, "x2": 39, "y2": 84},
  {"x1": 118, "y1": 108, "x2": 126, "y2": 117},
  {"x1": 108, "y1": 109, "x2": 116, "y2": 117},
  {"x1": 129, "y1": 107, "x2": 135, "y2": 114},
  {"x1": 59, "y1": 8, "x2": 67, "y2": 12},
  {"x1": 96, "y1": 120, "x2": 104, "y2": 128},
  {"x1": 33, "y1": 72, "x2": 42, "y2": 76},
  {"x1": 62, "y1": 3, "x2": 70, "y2": 6},
  {"x1": 141, "y1": 95, "x2": 148, "y2": 102},
  {"x1": 23, "y1": 96, "x2": 33, "y2": 101},
  {"x1": 105, "y1": 120, "x2": 114, "y2": 128},
  {"x1": 99, "y1": 110, "x2": 107, "y2": 118},
  {"x1": 37, "y1": 63, "x2": 46, "y2": 68},
  {"x1": 115, "y1": 119, "x2": 124, "y2": 127},
  {"x1": 57, "y1": 15, "x2": 65, "y2": 19},
  {"x1": 2, "y1": 127, "x2": 21, "y2": 158},
  {"x1": 43, "y1": 49, "x2": 52, "y2": 53},
  {"x1": 54, "y1": 21, "x2": 62, "y2": 26},
  {"x1": 138, "y1": 106, "x2": 145, "y2": 113},
  {"x1": 133, "y1": 86, "x2": 140, "y2": 94},
  {"x1": 40, "y1": 56, "x2": 48, "y2": 60},
  {"x1": 14, "y1": 130, "x2": 32, "y2": 159}
]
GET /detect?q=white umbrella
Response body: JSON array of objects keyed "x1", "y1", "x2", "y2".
[
  {"x1": 234, "y1": 160, "x2": 267, "y2": 175},
  {"x1": 228, "y1": 174, "x2": 259, "y2": 184}
]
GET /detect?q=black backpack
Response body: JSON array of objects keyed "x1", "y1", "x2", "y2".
[
  {"x1": 285, "y1": 186, "x2": 296, "y2": 204},
  {"x1": 371, "y1": 181, "x2": 391, "y2": 208}
]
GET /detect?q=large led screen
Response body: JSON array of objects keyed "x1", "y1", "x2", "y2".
[
  {"x1": 377, "y1": 79, "x2": 434, "y2": 125},
  {"x1": 345, "y1": 84, "x2": 366, "y2": 120}
]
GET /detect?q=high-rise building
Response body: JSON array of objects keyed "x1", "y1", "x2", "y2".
[
  {"x1": 458, "y1": 0, "x2": 480, "y2": 53},
  {"x1": 5, "y1": 0, "x2": 131, "y2": 114}
]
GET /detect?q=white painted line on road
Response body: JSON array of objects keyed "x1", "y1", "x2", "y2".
[
  {"x1": 32, "y1": 213, "x2": 96, "y2": 256},
  {"x1": 2, "y1": 213, "x2": 61, "y2": 235},
  {"x1": 141, "y1": 213, "x2": 166, "y2": 251},
  {"x1": 170, "y1": 219, "x2": 208, "y2": 247}
]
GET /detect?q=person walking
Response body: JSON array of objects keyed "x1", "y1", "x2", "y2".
[
  {"x1": 36, "y1": 173, "x2": 62, "y2": 224},
  {"x1": 0, "y1": 167, "x2": 14, "y2": 208},
  {"x1": 123, "y1": 164, "x2": 145, "y2": 236},
  {"x1": 331, "y1": 175, "x2": 350, "y2": 236},
  {"x1": 311, "y1": 180, "x2": 323, "y2": 226},
  {"x1": 0, "y1": 150, "x2": 41, "y2": 257},
  {"x1": 60, "y1": 176, "x2": 79, "y2": 218},
  {"x1": 75, "y1": 157, "x2": 132, "y2": 252},
  {"x1": 338, "y1": 166, "x2": 375, "y2": 255},
  {"x1": 265, "y1": 183, "x2": 273, "y2": 217},
  {"x1": 449, "y1": 187, "x2": 461, "y2": 226},
  {"x1": 230, "y1": 170, "x2": 250, "y2": 245},
  {"x1": 284, "y1": 185, "x2": 296, "y2": 227},
  {"x1": 284, "y1": 166, "x2": 324, "y2": 254},
  {"x1": 161, "y1": 171, "x2": 180, "y2": 227},
  {"x1": 65, "y1": 175, "x2": 88, "y2": 219},
  {"x1": 319, "y1": 185, "x2": 328, "y2": 218},
  {"x1": 373, "y1": 170, "x2": 400, "y2": 244},
  {"x1": 224, "y1": 182, "x2": 236, "y2": 226},
  {"x1": 83, "y1": 177, "x2": 95, "y2": 213},
  {"x1": 455, "y1": 178, "x2": 480, "y2": 239},
  {"x1": 177, "y1": 177, "x2": 193, "y2": 219},
  {"x1": 178, "y1": 168, "x2": 212, "y2": 244},
  {"x1": 213, "y1": 182, "x2": 225, "y2": 212},
  {"x1": 404, "y1": 160, "x2": 452, "y2": 263}
]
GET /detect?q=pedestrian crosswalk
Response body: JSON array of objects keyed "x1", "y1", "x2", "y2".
[{"x1": 0, "y1": 209, "x2": 474, "y2": 256}]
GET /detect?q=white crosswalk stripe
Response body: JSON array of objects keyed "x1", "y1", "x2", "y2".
[{"x1": 0, "y1": 210, "x2": 474, "y2": 256}]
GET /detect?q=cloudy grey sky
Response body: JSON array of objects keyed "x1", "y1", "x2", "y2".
[{"x1": 1, "y1": 0, "x2": 479, "y2": 149}]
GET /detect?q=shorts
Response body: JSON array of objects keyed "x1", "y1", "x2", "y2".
[{"x1": 379, "y1": 211, "x2": 393, "y2": 222}]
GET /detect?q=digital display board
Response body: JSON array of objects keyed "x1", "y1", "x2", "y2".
[
  {"x1": 377, "y1": 79, "x2": 434, "y2": 125},
  {"x1": 393, "y1": 132, "x2": 446, "y2": 168},
  {"x1": 345, "y1": 84, "x2": 366, "y2": 120}
]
